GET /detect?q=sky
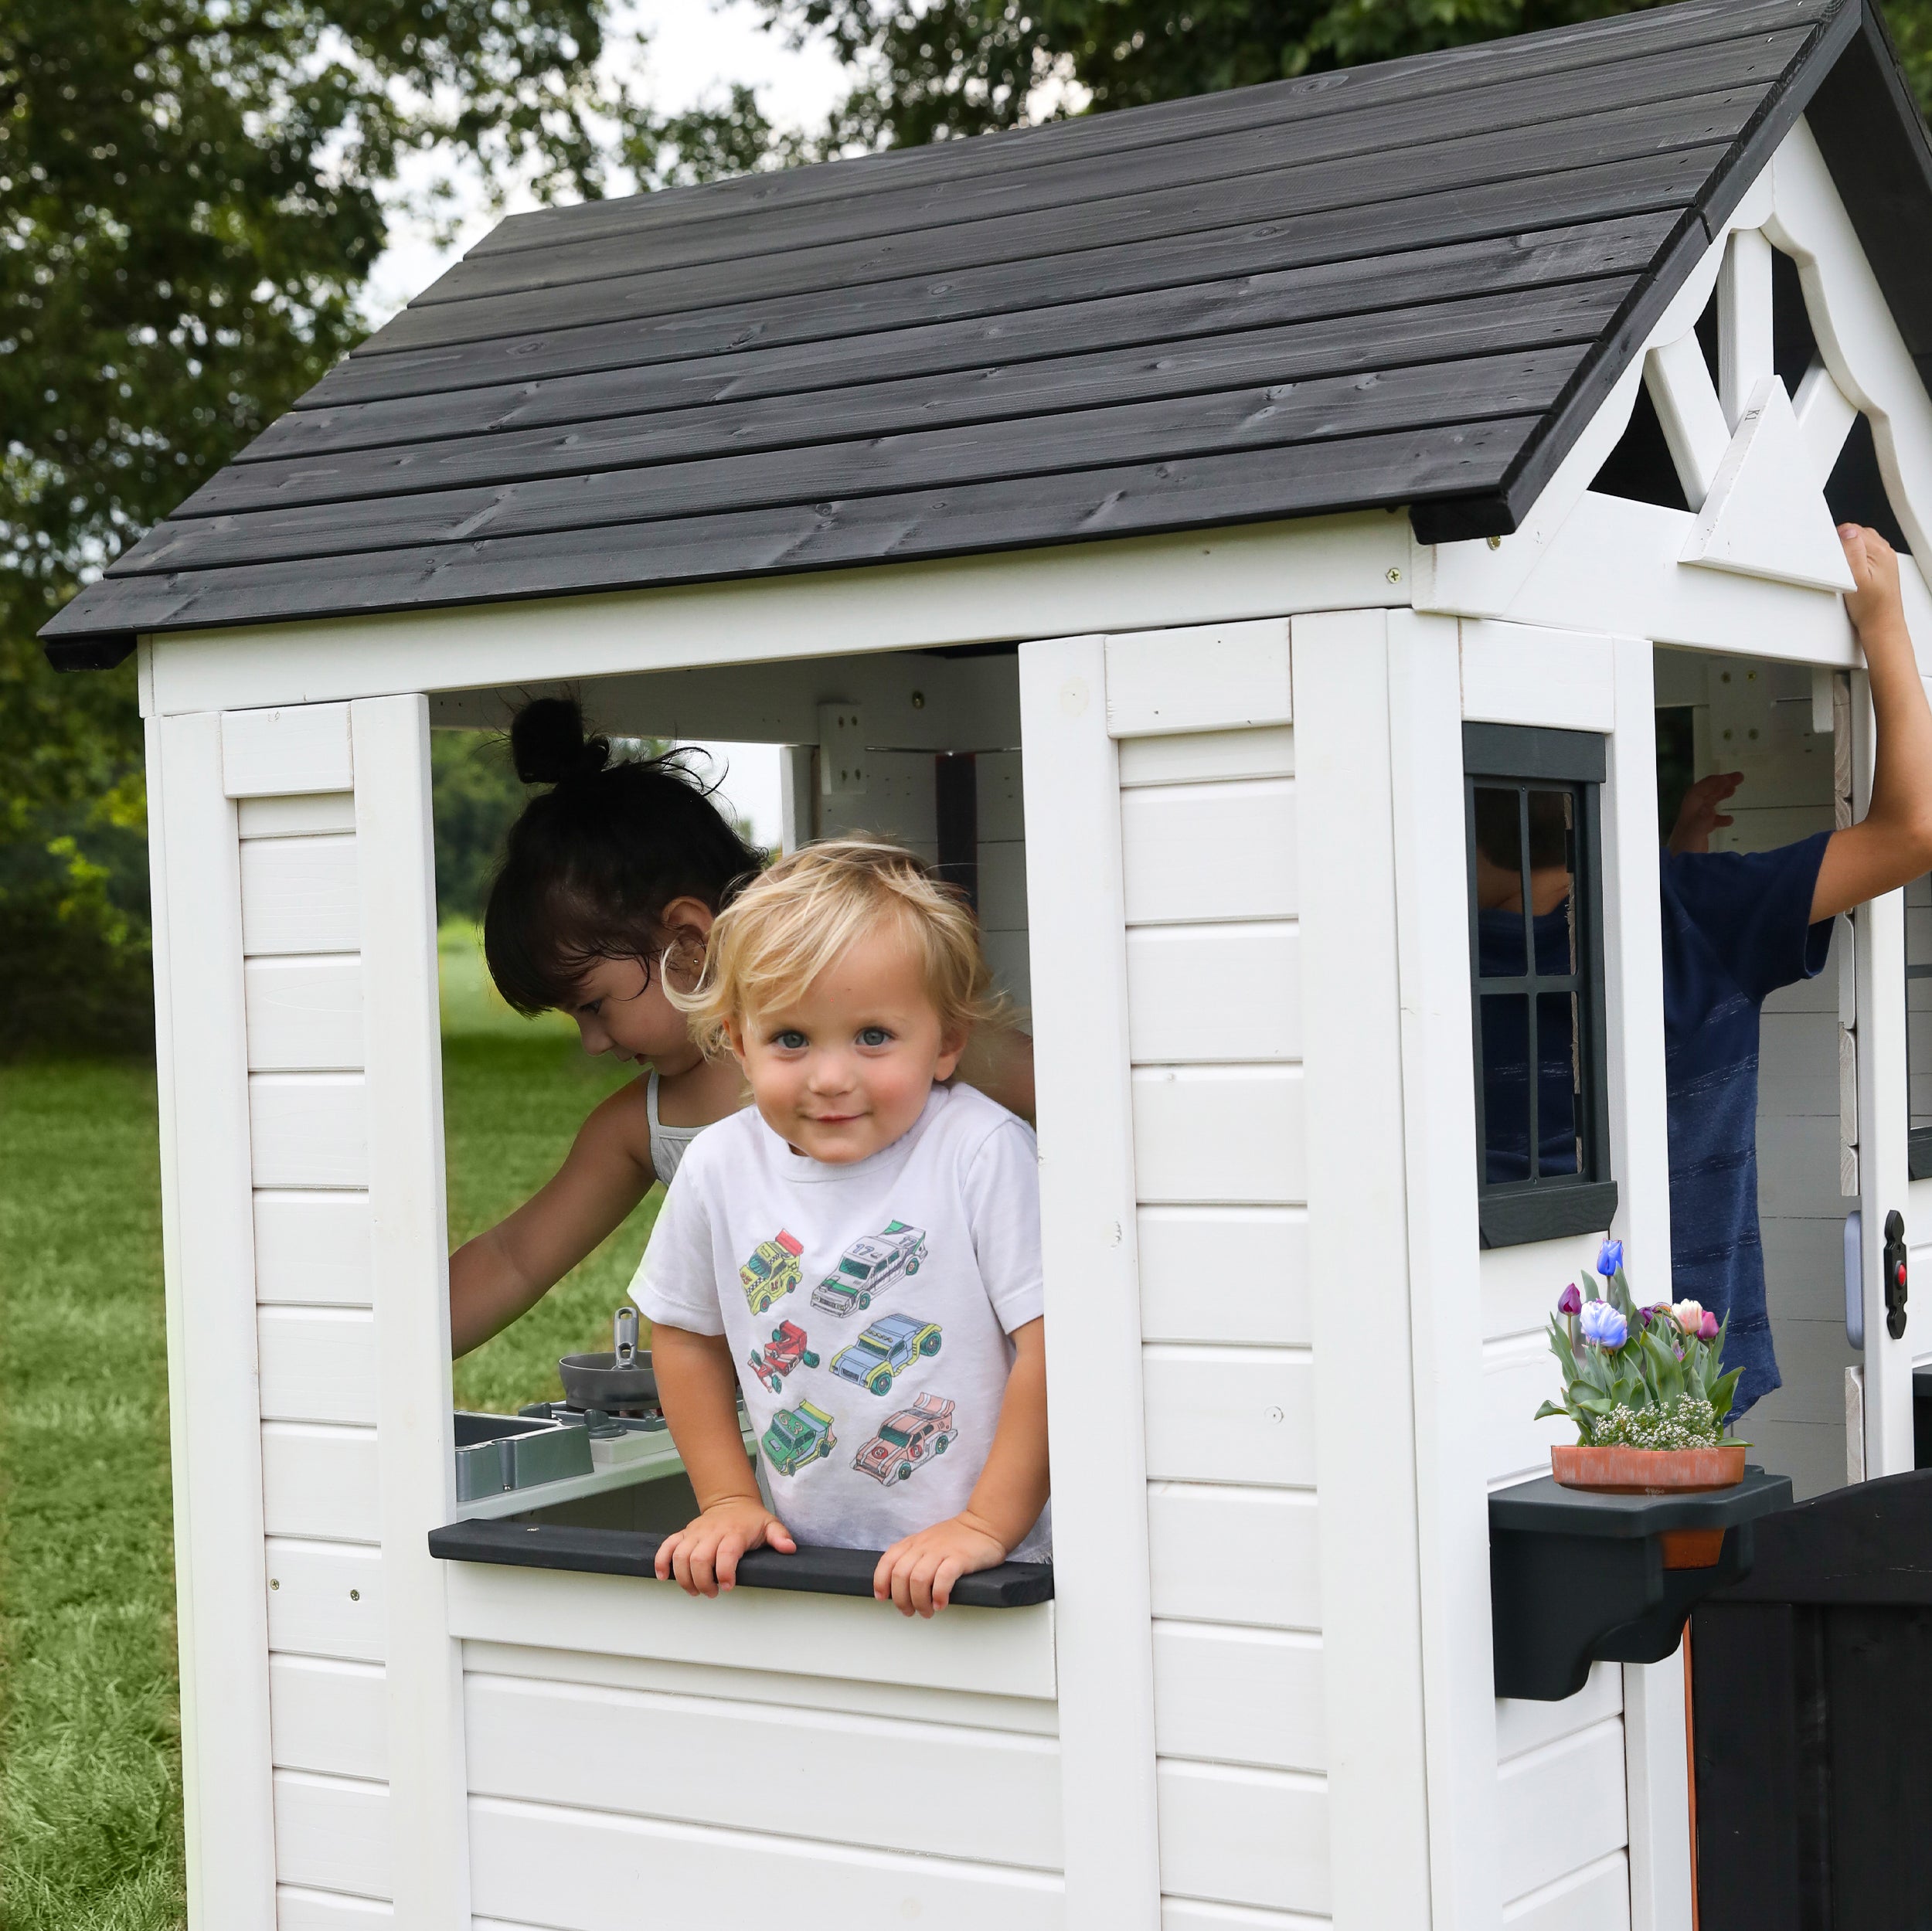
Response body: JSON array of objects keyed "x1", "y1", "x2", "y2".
[{"x1": 366, "y1": 3, "x2": 848, "y2": 848}]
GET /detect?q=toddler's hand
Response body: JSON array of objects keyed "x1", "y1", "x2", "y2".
[
  {"x1": 655, "y1": 1498, "x2": 795, "y2": 1597},
  {"x1": 873, "y1": 1512, "x2": 1007, "y2": 1617},
  {"x1": 1842, "y1": 523, "x2": 1904, "y2": 635}
]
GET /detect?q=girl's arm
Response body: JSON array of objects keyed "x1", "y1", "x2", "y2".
[
  {"x1": 651, "y1": 1323, "x2": 795, "y2": 1595},
  {"x1": 874, "y1": 1317, "x2": 1049, "y2": 1617},
  {"x1": 1813, "y1": 525, "x2": 1932, "y2": 920},
  {"x1": 955, "y1": 1023, "x2": 1036, "y2": 1121},
  {"x1": 448, "y1": 1079, "x2": 657, "y2": 1357}
]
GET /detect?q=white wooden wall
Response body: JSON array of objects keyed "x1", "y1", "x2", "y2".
[{"x1": 153, "y1": 698, "x2": 464, "y2": 1929}]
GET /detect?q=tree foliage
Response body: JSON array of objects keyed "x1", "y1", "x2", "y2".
[{"x1": 757, "y1": 0, "x2": 1932, "y2": 150}]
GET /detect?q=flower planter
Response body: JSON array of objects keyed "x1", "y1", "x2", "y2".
[{"x1": 1551, "y1": 1445, "x2": 1747, "y2": 1568}]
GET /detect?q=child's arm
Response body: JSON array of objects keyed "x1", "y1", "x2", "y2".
[
  {"x1": 651, "y1": 1322, "x2": 796, "y2": 1596},
  {"x1": 447, "y1": 1081, "x2": 656, "y2": 1357},
  {"x1": 1812, "y1": 525, "x2": 1932, "y2": 920},
  {"x1": 873, "y1": 1316, "x2": 1049, "y2": 1617},
  {"x1": 954, "y1": 1023, "x2": 1036, "y2": 1122}
]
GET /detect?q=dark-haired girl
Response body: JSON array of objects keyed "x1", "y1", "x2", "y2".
[{"x1": 448, "y1": 697, "x2": 1034, "y2": 1356}]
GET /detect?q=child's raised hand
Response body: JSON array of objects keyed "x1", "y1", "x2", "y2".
[
  {"x1": 873, "y1": 1511, "x2": 1008, "y2": 1617},
  {"x1": 655, "y1": 1497, "x2": 796, "y2": 1597},
  {"x1": 1842, "y1": 523, "x2": 1904, "y2": 636},
  {"x1": 1669, "y1": 771, "x2": 1743, "y2": 855}
]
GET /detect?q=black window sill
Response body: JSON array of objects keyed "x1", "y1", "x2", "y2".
[
  {"x1": 1479, "y1": 1178, "x2": 1620, "y2": 1249},
  {"x1": 428, "y1": 1481, "x2": 1053, "y2": 1610}
]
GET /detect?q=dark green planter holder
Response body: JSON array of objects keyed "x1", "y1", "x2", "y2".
[{"x1": 1489, "y1": 1468, "x2": 1794, "y2": 1700}]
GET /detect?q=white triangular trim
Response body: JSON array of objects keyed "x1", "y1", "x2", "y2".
[{"x1": 1680, "y1": 376, "x2": 1855, "y2": 592}]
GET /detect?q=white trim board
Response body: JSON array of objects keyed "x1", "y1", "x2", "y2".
[{"x1": 142, "y1": 515, "x2": 1407, "y2": 719}]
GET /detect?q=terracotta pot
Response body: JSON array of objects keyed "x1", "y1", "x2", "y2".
[
  {"x1": 1549, "y1": 1443, "x2": 1746, "y2": 1495},
  {"x1": 1659, "y1": 1528, "x2": 1728, "y2": 1570}
]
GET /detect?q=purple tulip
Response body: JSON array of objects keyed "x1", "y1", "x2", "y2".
[
  {"x1": 1638, "y1": 1304, "x2": 1653, "y2": 1328},
  {"x1": 1580, "y1": 1300, "x2": 1628, "y2": 1348},
  {"x1": 1597, "y1": 1236, "x2": 1625, "y2": 1279},
  {"x1": 1699, "y1": 1312, "x2": 1719, "y2": 1341},
  {"x1": 1557, "y1": 1283, "x2": 1583, "y2": 1317}
]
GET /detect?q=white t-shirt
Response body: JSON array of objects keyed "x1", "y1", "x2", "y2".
[{"x1": 632, "y1": 1083, "x2": 1050, "y2": 1560}]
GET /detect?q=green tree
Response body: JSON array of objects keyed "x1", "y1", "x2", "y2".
[
  {"x1": 0, "y1": 0, "x2": 752, "y2": 1053},
  {"x1": 758, "y1": 1, "x2": 1932, "y2": 150}
]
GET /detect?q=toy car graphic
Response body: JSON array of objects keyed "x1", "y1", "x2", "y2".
[
  {"x1": 740, "y1": 1230, "x2": 804, "y2": 1314},
  {"x1": 747, "y1": 1318, "x2": 819, "y2": 1393},
  {"x1": 853, "y1": 1392, "x2": 957, "y2": 1483},
  {"x1": 810, "y1": 1220, "x2": 927, "y2": 1316},
  {"x1": 761, "y1": 1400, "x2": 836, "y2": 1477},
  {"x1": 828, "y1": 1312, "x2": 941, "y2": 1397}
]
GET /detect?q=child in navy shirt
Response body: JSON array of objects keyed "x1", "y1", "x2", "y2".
[{"x1": 1662, "y1": 526, "x2": 1932, "y2": 1413}]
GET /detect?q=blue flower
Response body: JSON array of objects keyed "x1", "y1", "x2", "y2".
[
  {"x1": 1597, "y1": 1236, "x2": 1625, "y2": 1280},
  {"x1": 1580, "y1": 1300, "x2": 1628, "y2": 1348}
]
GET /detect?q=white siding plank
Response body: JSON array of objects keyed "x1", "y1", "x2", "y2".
[
  {"x1": 1146, "y1": 1485, "x2": 1319, "y2": 1630},
  {"x1": 1161, "y1": 1905, "x2": 1327, "y2": 1931},
  {"x1": 1121, "y1": 782, "x2": 1296, "y2": 926},
  {"x1": 1495, "y1": 1661, "x2": 1623, "y2": 1763},
  {"x1": 1138, "y1": 1209, "x2": 1310, "y2": 1347},
  {"x1": 254, "y1": 1192, "x2": 372, "y2": 1307},
  {"x1": 464, "y1": 1674, "x2": 1062, "y2": 1869},
  {"x1": 1485, "y1": 1334, "x2": 1570, "y2": 1487},
  {"x1": 240, "y1": 836, "x2": 360, "y2": 956},
  {"x1": 277, "y1": 1886, "x2": 393, "y2": 1928},
  {"x1": 266, "y1": 1538, "x2": 386, "y2": 1664},
  {"x1": 1107, "y1": 620, "x2": 1292, "y2": 737},
  {"x1": 1118, "y1": 727, "x2": 1294, "y2": 790},
  {"x1": 443, "y1": 1563, "x2": 1056, "y2": 1701},
  {"x1": 1151, "y1": 1623, "x2": 1325, "y2": 1773},
  {"x1": 240, "y1": 792, "x2": 357, "y2": 840},
  {"x1": 1128, "y1": 924, "x2": 1301, "y2": 1063},
  {"x1": 1155, "y1": 1762, "x2": 1328, "y2": 1916},
  {"x1": 1498, "y1": 1719, "x2": 1630, "y2": 1906},
  {"x1": 250, "y1": 1075, "x2": 369, "y2": 1188},
  {"x1": 259, "y1": 1308, "x2": 379, "y2": 1426},
  {"x1": 270, "y1": 1657, "x2": 389, "y2": 1781},
  {"x1": 246, "y1": 958, "x2": 365, "y2": 1073},
  {"x1": 1132, "y1": 1068, "x2": 1304, "y2": 1205},
  {"x1": 978, "y1": 749, "x2": 1026, "y2": 841},
  {"x1": 979, "y1": 836, "x2": 1030, "y2": 932},
  {"x1": 1141, "y1": 1347, "x2": 1315, "y2": 1487},
  {"x1": 260, "y1": 1423, "x2": 382, "y2": 1544},
  {"x1": 272, "y1": 1771, "x2": 389, "y2": 1902},
  {"x1": 1502, "y1": 1856, "x2": 1631, "y2": 1930},
  {"x1": 223, "y1": 704, "x2": 354, "y2": 797},
  {"x1": 468, "y1": 1797, "x2": 1066, "y2": 1931},
  {"x1": 1459, "y1": 622, "x2": 1617, "y2": 732}
]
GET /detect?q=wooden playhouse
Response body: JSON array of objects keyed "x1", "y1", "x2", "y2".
[{"x1": 43, "y1": 1, "x2": 1932, "y2": 1925}]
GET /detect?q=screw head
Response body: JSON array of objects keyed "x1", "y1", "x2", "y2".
[
  {"x1": 349, "y1": 1589, "x2": 360, "y2": 1602},
  {"x1": 1487, "y1": 535, "x2": 1503, "y2": 550},
  {"x1": 1386, "y1": 566, "x2": 1403, "y2": 583},
  {"x1": 910, "y1": 692, "x2": 925, "y2": 709},
  {"x1": 269, "y1": 1579, "x2": 279, "y2": 1591}
]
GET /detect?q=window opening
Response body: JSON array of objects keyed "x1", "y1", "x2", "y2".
[
  {"x1": 1590, "y1": 383, "x2": 1690, "y2": 512},
  {"x1": 1464, "y1": 723, "x2": 1617, "y2": 1246},
  {"x1": 1910, "y1": 873, "x2": 1932, "y2": 1180},
  {"x1": 1655, "y1": 704, "x2": 1697, "y2": 838}
]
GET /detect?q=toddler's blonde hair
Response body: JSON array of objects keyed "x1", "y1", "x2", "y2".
[{"x1": 672, "y1": 838, "x2": 1002, "y2": 1059}]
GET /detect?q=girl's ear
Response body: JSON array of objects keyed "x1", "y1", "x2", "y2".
[{"x1": 661, "y1": 895, "x2": 715, "y2": 939}]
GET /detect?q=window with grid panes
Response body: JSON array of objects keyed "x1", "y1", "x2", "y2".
[
  {"x1": 1909, "y1": 873, "x2": 1932, "y2": 1179},
  {"x1": 1464, "y1": 724, "x2": 1618, "y2": 1246}
]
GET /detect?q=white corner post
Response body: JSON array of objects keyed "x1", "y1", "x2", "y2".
[
  {"x1": 1386, "y1": 611, "x2": 1501, "y2": 1931},
  {"x1": 351, "y1": 695, "x2": 471, "y2": 1926},
  {"x1": 148, "y1": 712, "x2": 279, "y2": 1927},
  {"x1": 1293, "y1": 610, "x2": 1437, "y2": 1926},
  {"x1": 1018, "y1": 635, "x2": 1162, "y2": 1930},
  {"x1": 1600, "y1": 637, "x2": 1696, "y2": 1931}
]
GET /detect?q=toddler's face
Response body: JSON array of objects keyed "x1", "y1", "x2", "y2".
[{"x1": 728, "y1": 923, "x2": 964, "y2": 1164}]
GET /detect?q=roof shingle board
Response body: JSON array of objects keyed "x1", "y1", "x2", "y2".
[{"x1": 43, "y1": 0, "x2": 1896, "y2": 665}]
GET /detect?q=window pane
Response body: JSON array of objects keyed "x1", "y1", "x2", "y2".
[
  {"x1": 1526, "y1": 789, "x2": 1577, "y2": 975},
  {"x1": 1480, "y1": 992, "x2": 1531, "y2": 1184},
  {"x1": 1472, "y1": 786, "x2": 1528, "y2": 976},
  {"x1": 1536, "y1": 990, "x2": 1582, "y2": 1178}
]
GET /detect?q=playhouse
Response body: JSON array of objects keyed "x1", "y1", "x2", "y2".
[{"x1": 43, "y1": 0, "x2": 1932, "y2": 1925}]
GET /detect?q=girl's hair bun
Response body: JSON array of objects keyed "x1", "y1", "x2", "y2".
[{"x1": 510, "y1": 695, "x2": 611, "y2": 787}]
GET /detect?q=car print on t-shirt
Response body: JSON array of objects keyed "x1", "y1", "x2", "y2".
[
  {"x1": 762, "y1": 1399, "x2": 836, "y2": 1477},
  {"x1": 739, "y1": 1230, "x2": 804, "y2": 1314},
  {"x1": 828, "y1": 1312, "x2": 942, "y2": 1396},
  {"x1": 746, "y1": 1318, "x2": 819, "y2": 1393},
  {"x1": 852, "y1": 1392, "x2": 957, "y2": 1483},
  {"x1": 810, "y1": 1221, "x2": 927, "y2": 1317}
]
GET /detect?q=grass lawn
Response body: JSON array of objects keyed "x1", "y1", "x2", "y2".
[{"x1": 0, "y1": 926, "x2": 662, "y2": 1926}]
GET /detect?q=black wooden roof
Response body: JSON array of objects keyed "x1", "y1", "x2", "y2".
[{"x1": 44, "y1": 0, "x2": 1930, "y2": 668}]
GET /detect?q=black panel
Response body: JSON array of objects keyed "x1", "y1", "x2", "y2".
[
  {"x1": 1591, "y1": 379, "x2": 1693, "y2": 511},
  {"x1": 934, "y1": 753, "x2": 978, "y2": 912},
  {"x1": 1827, "y1": 412, "x2": 1912, "y2": 553}
]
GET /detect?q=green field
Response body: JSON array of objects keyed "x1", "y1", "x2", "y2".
[{"x1": 0, "y1": 926, "x2": 661, "y2": 1926}]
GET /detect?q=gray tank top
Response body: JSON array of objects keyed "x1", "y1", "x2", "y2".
[{"x1": 646, "y1": 1069, "x2": 706, "y2": 1188}]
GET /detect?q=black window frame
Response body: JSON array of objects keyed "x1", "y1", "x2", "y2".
[{"x1": 1463, "y1": 722, "x2": 1619, "y2": 1247}]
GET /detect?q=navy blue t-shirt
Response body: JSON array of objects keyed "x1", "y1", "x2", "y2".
[{"x1": 1660, "y1": 830, "x2": 1834, "y2": 1416}]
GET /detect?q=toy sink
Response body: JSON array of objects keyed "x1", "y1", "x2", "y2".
[{"x1": 452, "y1": 1411, "x2": 593, "y2": 1503}]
